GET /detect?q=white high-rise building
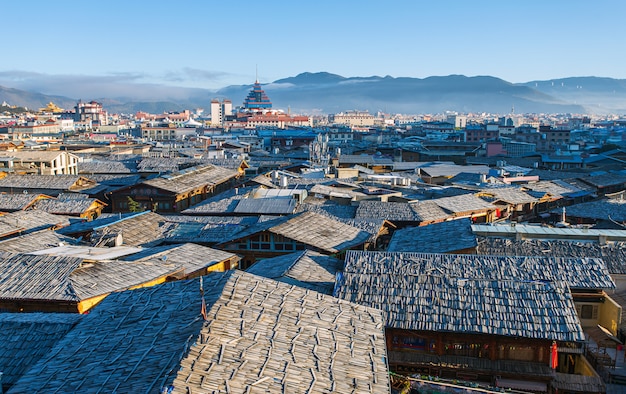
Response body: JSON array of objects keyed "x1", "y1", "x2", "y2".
[{"x1": 210, "y1": 99, "x2": 233, "y2": 126}]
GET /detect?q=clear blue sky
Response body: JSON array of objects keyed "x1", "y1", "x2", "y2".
[{"x1": 2, "y1": 0, "x2": 625, "y2": 97}]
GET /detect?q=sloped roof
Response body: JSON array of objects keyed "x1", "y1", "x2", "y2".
[
  {"x1": 0, "y1": 193, "x2": 46, "y2": 211},
  {"x1": 419, "y1": 164, "x2": 490, "y2": 178},
  {"x1": 0, "y1": 252, "x2": 83, "y2": 302},
  {"x1": 554, "y1": 199, "x2": 626, "y2": 222},
  {"x1": 432, "y1": 193, "x2": 497, "y2": 214},
  {"x1": 476, "y1": 237, "x2": 626, "y2": 275},
  {"x1": 9, "y1": 271, "x2": 390, "y2": 394},
  {"x1": 355, "y1": 200, "x2": 450, "y2": 223},
  {"x1": 182, "y1": 186, "x2": 253, "y2": 214},
  {"x1": 86, "y1": 173, "x2": 142, "y2": 187},
  {"x1": 142, "y1": 164, "x2": 239, "y2": 194},
  {"x1": 0, "y1": 230, "x2": 78, "y2": 254},
  {"x1": 137, "y1": 157, "x2": 199, "y2": 173},
  {"x1": 90, "y1": 211, "x2": 171, "y2": 247},
  {"x1": 295, "y1": 196, "x2": 357, "y2": 219},
  {"x1": 0, "y1": 251, "x2": 181, "y2": 304},
  {"x1": 34, "y1": 196, "x2": 105, "y2": 215},
  {"x1": 338, "y1": 154, "x2": 394, "y2": 166},
  {"x1": 247, "y1": 250, "x2": 342, "y2": 294},
  {"x1": 233, "y1": 197, "x2": 297, "y2": 215},
  {"x1": 0, "y1": 210, "x2": 70, "y2": 235},
  {"x1": 56, "y1": 212, "x2": 140, "y2": 236},
  {"x1": 171, "y1": 271, "x2": 390, "y2": 393},
  {"x1": 0, "y1": 313, "x2": 83, "y2": 389},
  {"x1": 79, "y1": 160, "x2": 134, "y2": 174},
  {"x1": 480, "y1": 187, "x2": 538, "y2": 205},
  {"x1": 163, "y1": 217, "x2": 258, "y2": 244},
  {"x1": 336, "y1": 270, "x2": 584, "y2": 342},
  {"x1": 310, "y1": 184, "x2": 367, "y2": 199},
  {"x1": 580, "y1": 172, "x2": 626, "y2": 188},
  {"x1": 269, "y1": 212, "x2": 373, "y2": 253},
  {"x1": 342, "y1": 251, "x2": 614, "y2": 290},
  {"x1": 249, "y1": 174, "x2": 277, "y2": 188},
  {"x1": 218, "y1": 211, "x2": 372, "y2": 253},
  {"x1": 356, "y1": 200, "x2": 421, "y2": 221},
  {"x1": 523, "y1": 180, "x2": 587, "y2": 198},
  {"x1": 336, "y1": 251, "x2": 604, "y2": 341},
  {"x1": 410, "y1": 200, "x2": 452, "y2": 222},
  {"x1": 70, "y1": 260, "x2": 182, "y2": 300},
  {"x1": 387, "y1": 218, "x2": 477, "y2": 253},
  {"x1": 122, "y1": 243, "x2": 239, "y2": 275},
  {"x1": 0, "y1": 175, "x2": 96, "y2": 191}
]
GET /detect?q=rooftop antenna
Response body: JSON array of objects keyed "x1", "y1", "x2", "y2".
[{"x1": 255, "y1": 64, "x2": 259, "y2": 84}]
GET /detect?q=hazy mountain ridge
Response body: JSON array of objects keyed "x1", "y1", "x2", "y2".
[{"x1": 3, "y1": 73, "x2": 626, "y2": 115}]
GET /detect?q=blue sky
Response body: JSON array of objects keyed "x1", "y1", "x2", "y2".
[{"x1": 2, "y1": 0, "x2": 625, "y2": 97}]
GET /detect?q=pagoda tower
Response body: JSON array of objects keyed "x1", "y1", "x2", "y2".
[{"x1": 242, "y1": 80, "x2": 272, "y2": 111}]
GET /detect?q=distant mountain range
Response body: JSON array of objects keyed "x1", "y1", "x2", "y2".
[{"x1": 3, "y1": 72, "x2": 626, "y2": 115}]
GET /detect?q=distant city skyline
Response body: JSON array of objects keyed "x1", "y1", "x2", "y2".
[{"x1": 2, "y1": 0, "x2": 625, "y2": 99}]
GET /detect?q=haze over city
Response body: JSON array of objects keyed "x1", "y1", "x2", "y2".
[{"x1": 2, "y1": 0, "x2": 626, "y2": 99}]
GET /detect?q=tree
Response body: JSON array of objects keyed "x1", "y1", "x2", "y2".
[{"x1": 127, "y1": 196, "x2": 143, "y2": 213}]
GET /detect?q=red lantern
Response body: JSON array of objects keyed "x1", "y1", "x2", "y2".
[{"x1": 550, "y1": 342, "x2": 558, "y2": 369}]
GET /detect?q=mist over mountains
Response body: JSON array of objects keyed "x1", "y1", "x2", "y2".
[{"x1": 2, "y1": 72, "x2": 626, "y2": 115}]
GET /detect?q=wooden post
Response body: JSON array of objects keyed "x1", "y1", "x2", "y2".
[{"x1": 437, "y1": 334, "x2": 443, "y2": 356}]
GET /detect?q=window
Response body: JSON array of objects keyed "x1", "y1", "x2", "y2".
[{"x1": 580, "y1": 305, "x2": 598, "y2": 320}]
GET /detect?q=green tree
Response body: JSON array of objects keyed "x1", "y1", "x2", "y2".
[{"x1": 127, "y1": 196, "x2": 143, "y2": 213}]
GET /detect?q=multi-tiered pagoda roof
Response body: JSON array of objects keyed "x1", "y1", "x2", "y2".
[{"x1": 243, "y1": 81, "x2": 272, "y2": 110}]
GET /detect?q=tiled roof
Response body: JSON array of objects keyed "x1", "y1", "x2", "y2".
[
  {"x1": 34, "y1": 196, "x2": 103, "y2": 215},
  {"x1": 0, "y1": 252, "x2": 83, "y2": 302},
  {"x1": 70, "y1": 259, "x2": 182, "y2": 300},
  {"x1": 476, "y1": 237, "x2": 626, "y2": 275},
  {"x1": 142, "y1": 164, "x2": 239, "y2": 194},
  {"x1": 480, "y1": 187, "x2": 538, "y2": 204},
  {"x1": 219, "y1": 211, "x2": 373, "y2": 253},
  {"x1": 0, "y1": 193, "x2": 45, "y2": 211},
  {"x1": 419, "y1": 164, "x2": 490, "y2": 178},
  {"x1": 123, "y1": 243, "x2": 239, "y2": 275},
  {"x1": 9, "y1": 271, "x2": 390, "y2": 393},
  {"x1": 86, "y1": 174, "x2": 141, "y2": 187},
  {"x1": 387, "y1": 218, "x2": 477, "y2": 253},
  {"x1": 0, "y1": 230, "x2": 78, "y2": 254},
  {"x1": 233, "y1": 197, "x2": 297, "y2": 215},
  {"x1": 355, "y1": 200, "x2": 450, "y2": 223},
  {"x1": 336, "y1": 251, "x2": 594, "y2": 342},
  {"x1": 269, "y1": 212, "x2": 372, "y2": 253},
  {"x1": 295, "y1": 196, "x2": 357, "y2": 219},
  {"x1": 309, "y1": 184, "x2": 367, "y2": 199},
  {"x1": 0, "y1": 313, "x2": 83, "y2": 389},
  {"x1": 137, "y1": 157, "x2": 200, "y2": 172},
  {"x1": 336, "y1": 272, "x2": 584, "y2": 341},
  {"x1": 580, "y1": 172, "x2": 626, "y2": 188},
  {"x1": 0, "y1": 210, "x2": 70, "y2": 235},
  {"x1": 0, "y1": 175, "x2": 96, "y2": 191},
  {"x1": 432, "y1": 193, "x2": 497, "y2": 214},
  {"x1": 79, "y1": 160, "x2": 135, "y2": 174},
  {"x1": 163, "y1": 217, "x2": 258, "y2": 244},
  {"x1": 554, "y1": 199, "x2": 626, "y2": 222},
  {"x1": 410, "y1": 200, "x2": 452, "y2": 222},
  {"x1": 356, "y1": 200, "x2": 421, "y2": 221},
  {"x1": 247, "y1": 250, "x2": 342, "y2": 294},
  {"x1": 182, "y1": 187, "x2": 252, "y2": 215},
  {"x1": 523, "y1": 180, "x2": 587, "y2": 198},
  {"x1": 56, "y1": 212, "x2": 140, "y2": 236},
  {"x1": 342, "y1": 251, "x2": 614, "y2": 290},
  {"x1": 171, "y1": 272, "x2": 390, "y2": 393},
  {"x1": 90, "y1": 211, "x2": 171, "y2": 247},
  {"x1": 0, "y1": 251, "x2": 181, "y2": 304}
]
